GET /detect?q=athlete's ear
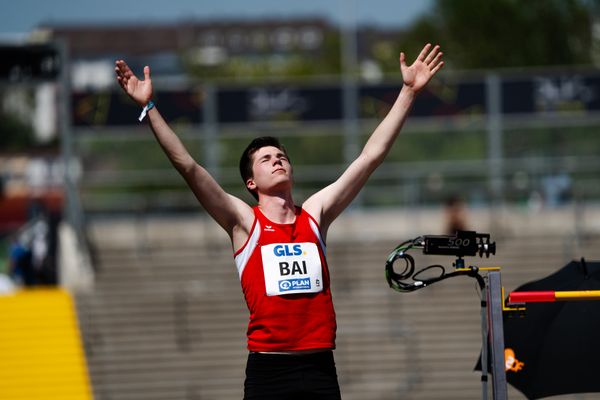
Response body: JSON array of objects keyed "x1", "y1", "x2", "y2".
[{"x1": 246, "y1": 178, "x2": 256, "y2": 191}]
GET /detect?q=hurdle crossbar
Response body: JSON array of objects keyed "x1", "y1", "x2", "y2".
[{"x1": 509, "y1": 290, "x2": 600, "y2": 304}]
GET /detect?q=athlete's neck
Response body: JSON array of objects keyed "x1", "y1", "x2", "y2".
[{"x1": 257, "y1": 193, "x2": 296, "y2": 224}]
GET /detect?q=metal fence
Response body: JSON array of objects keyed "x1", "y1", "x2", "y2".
[{"x1": 73, "y1": 67, "x2": 600, "y2": 215}]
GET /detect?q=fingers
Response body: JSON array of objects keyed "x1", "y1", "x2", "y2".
[
  {"x1": 114, "y1": 60, "x2": 126, "y2": 80},
  {"x1": 114, "y1": 59, "x2": 136, "y2": 81},
  {"x1": 143, "y1": 66, "x2": 151, "y2": 81},
  {"x1": 419, "y1": 44, "x2": 444, "y2": 75},
  {"x1": 423, "y1": 44, "x2": 441, "y2": 65},
  {"x1": 115, "y1": 60, "x2": 127, "y2": 76},
  {"x1": 430, "y1": 59, "x2": 444, "y2": 75},
  {"x1": 417, "y1": 43, "x2": 432, "y2": 62},
  {"x1": 415, "y1": 43, "x2": 444, "y2": 75},
  {"x1": 114, "y1": 61, "x2": 128, "y2": 91},
  {"x1": 429, "y1": 52, "x2": 444, "y2": 74},
  {"x1": 115, "y1": 64, "x2": 126, "y2": 87}
]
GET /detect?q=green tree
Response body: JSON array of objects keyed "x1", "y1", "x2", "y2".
[
  {"x1": 399, "y1": 0, "x2": 593, "y2": 69},
  {"x1": 0, "y1": 112, "x2": 35, "y2": 151}
]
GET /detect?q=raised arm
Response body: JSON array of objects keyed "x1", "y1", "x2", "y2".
[
  {"x1": 303, "y1": 44, "x2": 444, "y2": 235},
  {"x1": 114, "y1": 61, "x2": 253, "y2": 244}
]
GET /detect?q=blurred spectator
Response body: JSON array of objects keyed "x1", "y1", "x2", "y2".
[
  {"x1": 541, "y1": 171, "x2": 572, "y2": 208},
  {"x1": 43, "y1": 211, "x2": 60, "y2": 285},
  {"x1": 528, "y1": 190, "x2": 544, "y2": 213},
  {"x1": 6, "y1": 210, "x2": 59, "y2": 287},
  {"x1": 8, "y1": 233, "x2": 34, "y2": 286},
  {"x1": 444, "y1": 195, "x2": 469, "y2": 235},
  {"x1": 31, "y1": 218, "x2": 49, "y2": 281}
]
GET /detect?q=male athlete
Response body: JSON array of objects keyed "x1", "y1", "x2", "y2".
[{"x1": 115, "y1": 43, "x2": 443, "y2": 399}]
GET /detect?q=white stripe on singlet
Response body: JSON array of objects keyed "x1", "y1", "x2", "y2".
[
  {"x1": 234, "y1": 220, "x2": 261, "y2": 279},
  {"x1": 308, "y1": 218, "x2": 326, "y2": 257}
]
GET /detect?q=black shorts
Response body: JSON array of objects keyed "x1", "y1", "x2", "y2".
[{"x1": 243, "y1": 351, "x2": 342, "y2": 400}]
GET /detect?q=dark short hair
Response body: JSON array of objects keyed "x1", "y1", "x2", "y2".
[{"x1": 239, "y1": 136, "x2": 290, "y2": 200}]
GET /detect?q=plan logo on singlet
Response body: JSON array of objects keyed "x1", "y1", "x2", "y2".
[{"x1": 279, "y1": 278, "x2": 311, "y2": 292}]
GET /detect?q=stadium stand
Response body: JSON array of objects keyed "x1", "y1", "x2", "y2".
[{"x1": 78, "y1": 209, "x2": 600, "y2": 399}]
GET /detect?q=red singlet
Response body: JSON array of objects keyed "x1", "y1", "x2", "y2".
[{"x1": 234, "y1": 206, "x2": 337, "y2": 352}]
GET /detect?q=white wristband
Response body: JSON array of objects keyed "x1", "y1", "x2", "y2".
[{"x1": 138, "y1": 100, "x2": 155, "y2": 121}]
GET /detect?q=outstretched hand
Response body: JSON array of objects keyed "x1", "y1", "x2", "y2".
[
  {"x1": 115, "y1": 60, "x2": 153, "y2": 106},
  {"x1": 400, "y1": 44, "x2": 444, "y2": 94}
]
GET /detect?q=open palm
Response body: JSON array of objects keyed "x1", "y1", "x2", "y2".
[
  {"x1": 400, "y1": 44, "x2": 444, "y2": 93},
  {"x1": 115, "y1": 60, "x2": 153, "y2": 106}
]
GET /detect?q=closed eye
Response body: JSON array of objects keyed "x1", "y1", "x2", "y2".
[{"x1": 258, "y1": 154, "x2": 271, "y2": 163}]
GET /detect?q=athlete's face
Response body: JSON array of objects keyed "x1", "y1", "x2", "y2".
[{"x1": 246, "y1": 146, "x2": 293, "y2": 195}]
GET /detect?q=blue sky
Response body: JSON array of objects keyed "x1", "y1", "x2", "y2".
[{"x1": 0, "y1": 0, "x2": 433, "y2": 34}]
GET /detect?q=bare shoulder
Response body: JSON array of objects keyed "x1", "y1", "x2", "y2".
[
  {"x1": 229, "y1": 194, "x2": 257, "y2": 250},
  {"x1": 301, "y1": 194, "x2": 324, "y2": 227}
]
